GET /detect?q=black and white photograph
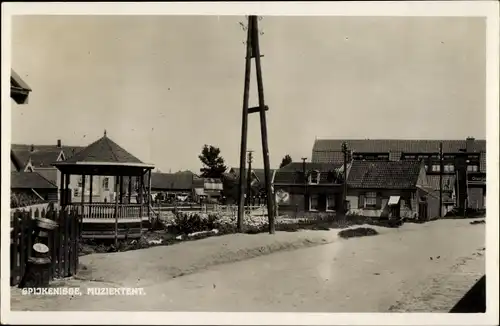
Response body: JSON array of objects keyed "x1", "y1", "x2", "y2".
[{"x1": 2, "y1": 2, "x2": 498, "y2": 325}]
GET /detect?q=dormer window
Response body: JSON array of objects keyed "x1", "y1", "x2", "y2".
[{"x1": 309, "y1": 170, "x2": 320, "y2": 184}]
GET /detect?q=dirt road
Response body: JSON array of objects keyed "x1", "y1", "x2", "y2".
[{"x1": 11, "y1": 219, "x2": 485, "y2": 312}]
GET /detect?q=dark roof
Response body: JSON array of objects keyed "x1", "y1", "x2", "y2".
[
  {"x1": 11, "y1": 69, "x2": 32, "y2": 104},
  {"x1": 11, "y1": 171, "x2": 57, "y2": 189},
  {"x1": 59, "y1": 134, "x2": 146, "y2": 165},
  {"x1": 11, "y1": 144, "x2": 86, "y2": 170},
  {"x1": 36, "y1": 168, "x2": 58, "y2": 185},
  {"x1": 313, "y1": 138, "x2": 486, "y2": 154},
  {"x1": 273, "y1": 162, "x2": 343, "y2": 185},
  {"x1": 151, "y1": 172, "x2": 194, "y2": 190},
  {"x1": 347, "y1": 160, "x2": 423, "y2": 190},
  {"x1": 11, "y1": 145, "x2": 62, "y2": 169},
  {"x1": 312, "y1": 138, "x2": 487, "y2": 173},
  {"x1": 63, "y1": 146, "x2": 86, "y2": 159}
]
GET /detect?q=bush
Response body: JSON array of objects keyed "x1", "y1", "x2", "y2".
[
  {"x1": 173, "y1": 212, "x2": 220, "y2": 235},
  {"x1": 338, "y1": 227, "x2": 379, "y2": 239},
  {"x1": 10, "y1": 192, "x2": 47, "y2": 208}
]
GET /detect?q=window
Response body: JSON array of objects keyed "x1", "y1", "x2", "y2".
[
  {"x1": 103, "y1": 177, "x2": 109, "y2": 190},
  {"x1": 444, "y1": 164, "x2": 455, "y2": 173},
  {"x1": 365, "y1": 192, "x2": 377, "y2": 208},
  {"x1": 77, "y1": 176, "x2": 83, "y2": 187},
  {"x1": 73, "y1": 187, "x2": 80, "y2": 197},
  {"x1": 431, "y1": 165, "x2": 440, "y2": 172},
  {"x1": 309, "y1": 170, "x2": 320, "y2": 185},
  {"x1": 309, "y1": 194, "x2": 319, "y2": 211},
  {"x1": 467, "y1": 165, "x2": 479, "y2": 172},
  {"x1": 326, "y1": 195, "x2": 336, "y2": 211}
]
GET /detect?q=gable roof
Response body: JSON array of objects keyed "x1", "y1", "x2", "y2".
[
  {"x1": 347, "y1": 160, "x2": 423, "y2": 190},
  {"x1": 151, "y1": 172, "x2": 194, "y2": 190},
  {"x1": 11, "y1": 144, "x2": 86, "y2": 170},
  {"x1": 11, "y1": 69, "x2": 32, "y2": 104},
  {"x1": 11, "y1": 171, "x2": 57, "y2": 189},
  {"x1": 273, "y1": 162, "x2": 343, "y2": 185},
  {"x1": 59, "y1": 134, "x2": 147, "y2": 166}
]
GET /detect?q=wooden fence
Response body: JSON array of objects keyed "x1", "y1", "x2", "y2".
[{"x1": 10, "y1": 207, "x2": 80, "y2": 286}]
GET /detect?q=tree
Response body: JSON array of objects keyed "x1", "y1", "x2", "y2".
[
  {"x1": 198, "y1": 145, "x2": 227, "y2": 178},
  {"x1": 279, "y1": 154, "x2": 292, "y2": 168}
]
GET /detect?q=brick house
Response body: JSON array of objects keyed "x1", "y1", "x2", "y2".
[
  {"x1": 346, "y1": 160, "x2": 440, "y2": 220},
  {"x1": 312, "y1": 137, "x2": 485, "y2": 212},
  {"x1": 272, "y1": 162, "x2": 344, "y2": 214}
]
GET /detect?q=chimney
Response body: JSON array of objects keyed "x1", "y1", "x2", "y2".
[
  {"x1": 57, "y1": 139, "x2": 62, "y2": 148},
  {"x1": 466, "y1": 137, "x2": 475, "y2": 153},
  {"x1": 30, "y1": 144, "x2": 34, "y2": 152}
]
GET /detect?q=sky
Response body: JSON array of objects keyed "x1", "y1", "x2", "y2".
[{"x1": 11, "y1": 15, "x2": 486, "y2": 173}]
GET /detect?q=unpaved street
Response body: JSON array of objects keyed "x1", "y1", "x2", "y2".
[{"x1": 11, "y1": 219, "x2": 485, "y2": 312}]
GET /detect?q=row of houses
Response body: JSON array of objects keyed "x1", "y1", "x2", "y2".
[
  {"x1": 10, "y1": 135, "x2": 486, "y2": 219},
  {"x1": 273, "y1": 137, "x2": 486, "y2": 219}
]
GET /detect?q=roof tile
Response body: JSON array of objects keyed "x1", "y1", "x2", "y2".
[
  {"x1": 11, "y1": 171, "x2": 57, "y2": 189},
  {"x1": 346, "y1": 160, "x2": 422, "y2": 189},
  {"x1": 274, "y1": 162, "x2": 343, "y2": 185},
  {"x1": 61, "y1": 135, "x2": 144, "y2": 164},
  {"x1": 151, "y1": 172, "x2": 194, "y2": 190}
]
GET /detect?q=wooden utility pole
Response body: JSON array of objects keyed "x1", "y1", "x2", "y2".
[
  {"x1": 301, "y1": 157, "x2": 308, "y2": 211},
  {"x1": 237, "y1": 15, "x2": 275, "y2": 234},
  {"x1": 439, "y1": 142, "x2": 443, "y2": 218},
  {"x1": 342, "y1": 142, "x2": 348, "y2": 214}
]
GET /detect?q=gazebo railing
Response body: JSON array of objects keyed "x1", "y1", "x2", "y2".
[{"x1": 66, "y1": 203, "x2": 149, "y2": 222}]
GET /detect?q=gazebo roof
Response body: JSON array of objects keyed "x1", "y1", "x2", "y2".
[{"x1": 53, "y1": 132, "x2": 154, "y2": 175}]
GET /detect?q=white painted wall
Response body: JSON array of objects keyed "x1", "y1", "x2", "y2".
[{"x1": 69, "y1": 175, "x2": 116, "y2": 203}]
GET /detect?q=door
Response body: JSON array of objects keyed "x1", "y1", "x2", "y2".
[{"x1": 419, "y1": 202, "x2": 428, "y2": 221}]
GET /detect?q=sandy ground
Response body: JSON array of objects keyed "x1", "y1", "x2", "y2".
[{"x1": 10, "y1": 218, "x2": 485, "y2": 312}]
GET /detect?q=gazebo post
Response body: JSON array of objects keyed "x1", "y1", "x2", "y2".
[
  {"x1": 81, "y1": 174, "x2": 86, "y2": 221},
  {"x1": 119, "y1": 176, "x2": 124, "y2": 204},
  {"x1": 139, "y1": 172, "x2": 144, "y2": 233},
  {"x1": 114, "y1": 175, "x2": 120, "y2": 247},
  {"x1": 89, "y1": 175, "x2": 93, "y2": 218},
  {"x1": 147, "y1": 169, "x2": 152, "y2": 220},
  {"x1": 128, "y1": 176, "x2": 132, "y2": 203}
]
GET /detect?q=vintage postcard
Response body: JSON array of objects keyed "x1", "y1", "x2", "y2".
[{"x1": 1, "y1": 1, "x2": 499, "y2": 325}]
